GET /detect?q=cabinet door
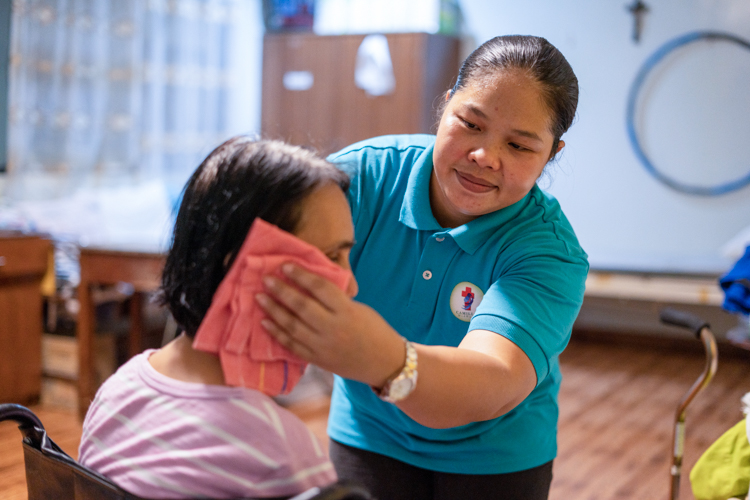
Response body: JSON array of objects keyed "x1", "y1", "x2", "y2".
[
  {"x1": 262, "y1": 34, "x2": 346, "y2": 153},
  {"x1": 0, "y1": 281, "x2": 43, "y2": 403},
  {"x1": 0, "y1": 236, "x2": 49, "y2": 404},
  {"x1": 261, "y1": 33, "x2": 459, "y2": 155}
]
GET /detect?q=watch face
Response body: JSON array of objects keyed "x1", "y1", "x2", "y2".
[{"x1": 389, "y1": 377, "x2": 415, "y2": 401}]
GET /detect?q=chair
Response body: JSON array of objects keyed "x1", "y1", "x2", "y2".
[{"x1": 1, "y1": 404, "x2": 373, "y2": 500}]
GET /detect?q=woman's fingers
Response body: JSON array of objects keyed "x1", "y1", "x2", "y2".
[
  {"x1": 259, "y1": 318, "x2": 315, "y2": 360},
  {"x1": 280, "y1": 263, "x2": 346, "y2": 311},
  {"x1": 256, "y1": 293, "x2": 316, "y2": 358},
  {"x1": 261, "y1": 274, "x2": 332, "y2": 326}
]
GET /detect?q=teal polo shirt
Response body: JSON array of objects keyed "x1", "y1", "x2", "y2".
[{"x1": 327, "y1": 134, "x2": 589, "y2": 474}]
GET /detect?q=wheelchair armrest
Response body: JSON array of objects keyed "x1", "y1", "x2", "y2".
[{"x1": 0, "y1": 403, "x2": 47, "y2": 447}]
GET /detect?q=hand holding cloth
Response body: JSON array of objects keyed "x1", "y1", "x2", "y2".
[{"x1": 193, "y1": 218, "x2": 352, "y2": 396}]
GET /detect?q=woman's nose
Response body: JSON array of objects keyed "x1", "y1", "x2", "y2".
[
  {"x1": 468, "y1": 145, "x2": 501, "y2": 170},
  {"x1": 346, "y1": 275, "x2": 359, "y2": 298}
]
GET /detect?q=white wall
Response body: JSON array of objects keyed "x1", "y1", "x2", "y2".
[{"x1": 459, "y1": 0, "x2": 750, "y2": 275}]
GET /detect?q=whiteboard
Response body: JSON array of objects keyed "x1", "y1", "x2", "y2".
[{"x1": 460, "y1": 0, "x2": 750, "y2": 275}]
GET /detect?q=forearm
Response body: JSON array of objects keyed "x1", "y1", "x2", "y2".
[{"x1": 393, "y1": 343, "x2": 534, "y2": 429}]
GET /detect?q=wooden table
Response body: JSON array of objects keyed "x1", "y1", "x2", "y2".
[{"x1": 77, "y1": 247, "x2": 165, "y2": 418}]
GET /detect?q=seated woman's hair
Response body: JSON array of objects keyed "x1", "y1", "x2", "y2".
[{"x1": 159, "y1": 136, "x2": 350, "y2": 337}]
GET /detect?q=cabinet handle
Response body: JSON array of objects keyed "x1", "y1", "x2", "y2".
[{"x1": 0, "y1": 256, "x2": 5, "y2": 266}]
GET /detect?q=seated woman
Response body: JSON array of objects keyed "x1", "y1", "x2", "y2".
[{"x1": 78, "y1": 137, "x2": 358, "y2": 499}]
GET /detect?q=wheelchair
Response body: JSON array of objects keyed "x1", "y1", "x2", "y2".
[{"x1": 1, "y1": 403, "x2": 374, "y2": 500}]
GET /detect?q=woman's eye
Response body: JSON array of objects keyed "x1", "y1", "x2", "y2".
[
  {"x1": 461, "y1": 119, "x2": 479, "y2": 130},
  {"x1": 327, "y1": 253, "x2": 345, "y2": 265},
  {"x1": 509, "y1": 143, "x2": 528, "y2": 151}
]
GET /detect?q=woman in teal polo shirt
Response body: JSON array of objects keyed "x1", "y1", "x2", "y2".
[{"x1": 257, "y1": 35, "x2": 588, "y2": 499}]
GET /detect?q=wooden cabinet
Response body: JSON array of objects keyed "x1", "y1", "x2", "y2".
[
  {"x1": 0, "y1": 233, "x2": 51, "y2": 404},
  {"x1": 261, "y1": 32, "x2": 461, "y2": 155}
]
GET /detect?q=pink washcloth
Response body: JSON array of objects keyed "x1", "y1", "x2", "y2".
[{"x1": 193, "y1": 218, "x2": 352, "y2": 396}]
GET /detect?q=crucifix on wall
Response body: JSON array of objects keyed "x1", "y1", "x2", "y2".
[{"x1": 627, "y1": 0, "x2": 650, "y2": 43}]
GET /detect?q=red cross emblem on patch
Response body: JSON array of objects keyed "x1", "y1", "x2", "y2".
[{"x1": 462, "y1": 287, "x2": 475, "y2": 311}]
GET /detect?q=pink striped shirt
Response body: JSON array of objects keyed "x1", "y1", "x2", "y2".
[{"x1": 78, "y1": 350, "x2": 336, "y2": 499}]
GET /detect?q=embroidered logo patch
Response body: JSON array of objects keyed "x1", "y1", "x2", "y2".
[{"x1": 450, "y1": 282, "x2": 484, "y2": 322}]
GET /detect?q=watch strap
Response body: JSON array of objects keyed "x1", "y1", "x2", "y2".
[{"x1": 372, "y1": 339, "x2": 418, "y2": 403}]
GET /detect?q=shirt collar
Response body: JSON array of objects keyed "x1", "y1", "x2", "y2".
[
  {"x1": 399, "y1": 141, "x2": 442, "y2": 232},
  {"x1": 399, "y1": 139, "x2": 531, "y2": 255}
]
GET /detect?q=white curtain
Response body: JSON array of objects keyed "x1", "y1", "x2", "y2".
[{"x1": 5, "y1": 0, "x2": 261, "y2": 201}]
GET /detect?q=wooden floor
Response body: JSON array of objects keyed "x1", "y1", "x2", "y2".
[{"x1": 2, "y1": 337, "x2": 749, "y2": 500}]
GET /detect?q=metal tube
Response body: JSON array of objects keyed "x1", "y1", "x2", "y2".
[{"x1": 669, "y1": 326, "x2": 718, "y2": 500}]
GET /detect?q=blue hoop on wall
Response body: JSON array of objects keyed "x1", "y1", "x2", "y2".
[{"x1": 626, "y1": 31, "x2": 750, "y2": 196}]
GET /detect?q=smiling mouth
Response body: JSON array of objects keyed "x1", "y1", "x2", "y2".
[{"x1": 455, "y1": 171, "x2": 496, "y2": 193}]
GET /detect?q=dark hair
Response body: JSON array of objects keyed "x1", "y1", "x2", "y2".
[
  {"x1": 446, "y1": 35, "x2": 578, "y2": 160},
  {"x1": 159, "y1": 136, "x2": 350, "y2": 337}
]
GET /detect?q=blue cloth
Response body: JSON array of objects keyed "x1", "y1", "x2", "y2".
[
  {"x1": 326, "y1": 134, "x2": 589, "y2": 474},
  {"x1": 720, "y1": 245, "x2": 750, "y2": 315}
]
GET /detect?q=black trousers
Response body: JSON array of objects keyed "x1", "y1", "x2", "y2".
[{"x1": 329, "y1": 440, "x2": 553, "y2": 500}]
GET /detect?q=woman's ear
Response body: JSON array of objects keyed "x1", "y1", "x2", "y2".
[
  {"x1": 445, "y1": 90, "x2": 451, "y2": 102},
  {"x1": 550, "y1": 140, "x2": 565, "y2": 160}
]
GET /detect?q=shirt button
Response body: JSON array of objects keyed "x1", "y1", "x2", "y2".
[
  {"x1": 435, "y1": 236, "x2": 445, "y2": 242},
  {"x1": 422, "y1": 270, "x2": 432, "y2": 280}
]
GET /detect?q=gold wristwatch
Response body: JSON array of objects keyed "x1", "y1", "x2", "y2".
[{"x1": 373, "y1": 339, "x2": 418, "y2": 403}]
